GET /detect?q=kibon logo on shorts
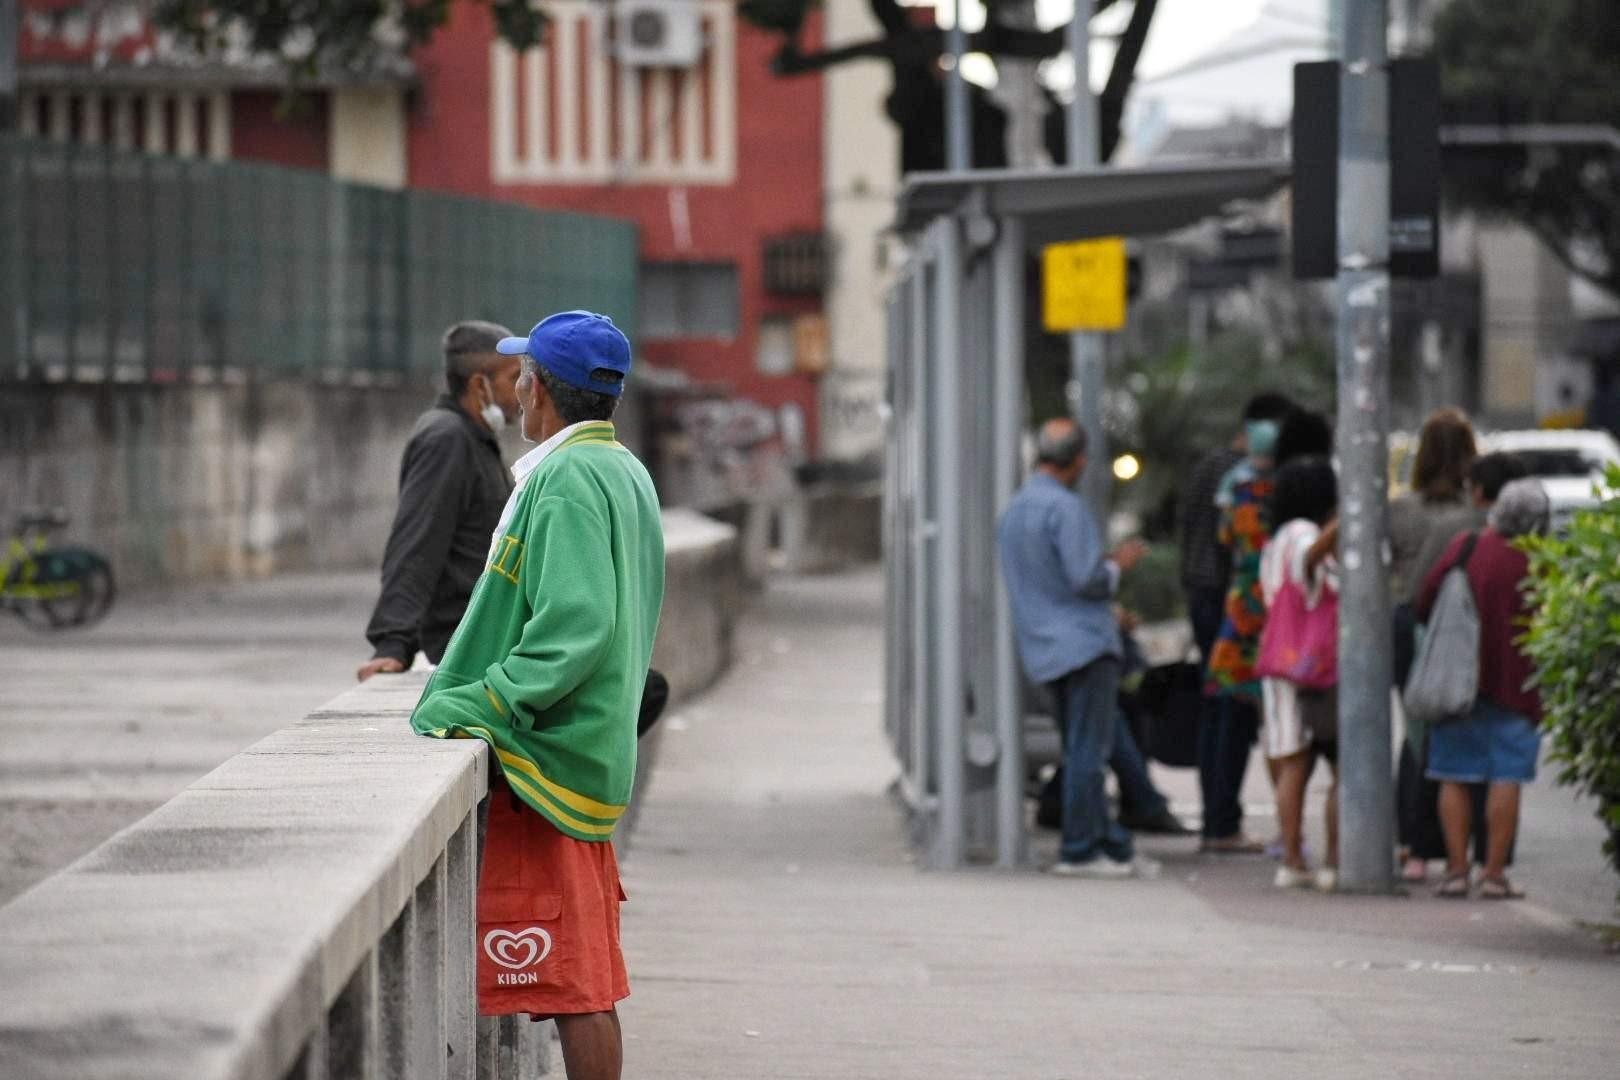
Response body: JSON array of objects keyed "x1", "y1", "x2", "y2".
[{"x1": 484, "y1": 926, "x2": 553, "y2": 986}]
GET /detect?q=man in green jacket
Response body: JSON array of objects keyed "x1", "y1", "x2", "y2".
[{"x1": 412, "y1": 311, "x2": 664, "y2": 1080}]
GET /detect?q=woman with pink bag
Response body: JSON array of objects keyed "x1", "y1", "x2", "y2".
[{"x1": 1256, "y1": 457, "x2": 1342, "y2": 891}]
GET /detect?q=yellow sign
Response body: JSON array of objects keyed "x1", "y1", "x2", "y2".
[{"x1": 1043, "y1": 238, "x2": 1127, "y2": 332}]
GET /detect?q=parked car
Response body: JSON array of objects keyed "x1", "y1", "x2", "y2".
[{"x1": 1479, "y1": 429, "x2": 1620, "y2": 530}]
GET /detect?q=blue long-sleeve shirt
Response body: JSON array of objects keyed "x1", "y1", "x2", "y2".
[{"x1": 997, "y1": 472, "x2": 1121, "y2": 684}]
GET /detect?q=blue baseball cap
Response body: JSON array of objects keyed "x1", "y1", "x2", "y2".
[{"x1": 496, "y1": 311, "x2": 632, "y2": 398}]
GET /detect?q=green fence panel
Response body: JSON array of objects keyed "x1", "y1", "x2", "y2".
[{"x1": 0, "y1": 134, "x2": 638, "y2": 385}]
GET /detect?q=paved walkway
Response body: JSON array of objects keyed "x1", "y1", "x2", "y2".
[{"x1": 619, "y1": 569, "x2": 1620, "y2": 1079}]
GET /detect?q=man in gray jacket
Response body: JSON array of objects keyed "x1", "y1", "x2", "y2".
[{"x1": 358, "y1": 321, "x2": 519, "y2": 680}]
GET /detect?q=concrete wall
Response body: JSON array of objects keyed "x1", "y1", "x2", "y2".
[
  {"x1": 0, "y1": 381, "x2": 440, "y2": 591},
  {"x1": 0, "y1": 380, "x2": 661, "y2": 594},
  {"x1": 781, "y1": 483, "x2": 884, "y2": 574},
  {"x1": 1444, "y1": 214, "x2": 1576, "y2": 426},
  {"x1": 652, "y1": 509, "x2": 744, "y2": 703}
]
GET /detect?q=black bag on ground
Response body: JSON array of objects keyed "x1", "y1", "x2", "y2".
[{"x1": 1125, "y1": 661, "x2": 1203, "y2": 769}]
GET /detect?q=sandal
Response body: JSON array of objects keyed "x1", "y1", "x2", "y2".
[
  {"x1": 1479, "y1": 876, "x2": 1525, "y2": 901},
  {"x1": 1435, "y1": 872, "x2": 1471, "y2": 899},
  {"x1": 1201, "y1": 834, "x2": 1266, "y2": 855},
  {"x1": 1400, "y1": 857, "x2": 1429, "y2": 884}
]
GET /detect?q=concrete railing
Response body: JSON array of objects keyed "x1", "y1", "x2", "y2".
[
  {"x1": 0, "y1": 675, "x2": 517, "y2": 1080},
  {"x1": 0, "y1": 512, "x2": 740, "y2": 1079}
]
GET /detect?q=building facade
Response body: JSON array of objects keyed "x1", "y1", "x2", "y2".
[{"x1": 16, "y1": 0, "x2": 831, "y2": 454}]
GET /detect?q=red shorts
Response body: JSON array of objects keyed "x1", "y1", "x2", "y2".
[{"x1": 477, "y1": 781, "x2": 629, "y2": 1017}]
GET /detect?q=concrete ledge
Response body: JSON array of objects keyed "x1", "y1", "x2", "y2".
[
  {"x1": 0, "y1": 675, "x2": 486, "y2": 1080},
  {"x1": 653, "y1": 508, "x2": 742, "y2": 704},
  {"x1": 0, "y1": 509, "x2": 739, "y2": 1079}
]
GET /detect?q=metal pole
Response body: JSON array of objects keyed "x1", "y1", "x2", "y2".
[
  {"x1": 1334, "y1": 0, "x2": 1396, "y2": 895},
  {"x1": 1065, "y1": 0, "x2": 1110, "y2": 516},
  {"x1": 992, "y1": 214, "x2": 1027, "y2": 869},
  {"x1": 931, "y1": 215, "x2": 967, "y2": 868},
  {"x1": 1064, "y1": 0, "x2": 1097, "y2": 171},
  {"x1": 945, "y1": 0, "x2": 971, "y2": 172},
  {"x1": 0, "y1": 0, "x2": 18, "y2": 134}
]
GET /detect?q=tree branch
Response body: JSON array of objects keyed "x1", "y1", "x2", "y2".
[
  {"x1": 1523, "y1": 211, "x2": 1620, "y2": 298},
  {"x1": 1098, "y1": 0, "x2": 1158, "y2": 161},
  {"x1": 773, "y1": 38, "x2": 896, "y2": 74},
  {"x1": 867, "y1": 0, "x2": 909, "y2": 39}
]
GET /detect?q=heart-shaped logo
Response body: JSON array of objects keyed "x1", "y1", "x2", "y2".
[{"x1": 483, "y1": 926, "x2": 553, "y2": 970}]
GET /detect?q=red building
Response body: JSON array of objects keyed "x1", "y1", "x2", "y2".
[{"x1": 16, "y1": 0, "x2": 827, "y2": 452}]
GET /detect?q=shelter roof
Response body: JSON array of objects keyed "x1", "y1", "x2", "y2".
[{"x1": 895, "y1": 159, "x2": 1292, "y2": 247}]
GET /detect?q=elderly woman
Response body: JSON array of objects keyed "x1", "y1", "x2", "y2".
[{"x1": 1415, "y1": 479, "x2": 1550, "y2": 900}]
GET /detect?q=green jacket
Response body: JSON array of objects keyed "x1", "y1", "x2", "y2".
[{"x1": 411, "y1": 421, "x2": 665, "y2": 840}]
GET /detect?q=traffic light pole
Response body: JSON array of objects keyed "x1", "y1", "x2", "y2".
[
  {"x1": 945, "y1": 0, "x2": 970, "y2": 172},
  {"x1": 1333, "y1": 0, "x2": 1397, "y2": 895},
  {"x1": 1066, "y1": 0, "x2": 1110, "y2": 515}
]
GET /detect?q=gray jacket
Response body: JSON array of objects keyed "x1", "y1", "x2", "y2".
[{"x1": 365, "y1": 396, "x2": 513, "y2": 665}]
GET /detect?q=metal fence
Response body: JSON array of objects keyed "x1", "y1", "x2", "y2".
[{"x1": 0, "y1": 135, "x2": 638, "y2": 383}]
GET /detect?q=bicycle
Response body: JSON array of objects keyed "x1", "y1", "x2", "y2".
[{"x1": 1, "y1": 509, "x2": 117, "y2": 630}]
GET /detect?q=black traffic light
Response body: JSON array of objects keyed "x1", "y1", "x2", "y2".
[{"x1": 1291, "y1": 57, "x2": 1440, "y2": 280}]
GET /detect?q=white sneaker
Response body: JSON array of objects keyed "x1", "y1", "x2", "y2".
[
  {"x1": 1049, "y1": 856, "x2": 1135, "y2": 879},
  {"x1": 1274, "y1": 865, "x2": 1314, "y2": 889},
  {"x1": 1315, "y1": 868, "x2": 1338, "y2": 893}
]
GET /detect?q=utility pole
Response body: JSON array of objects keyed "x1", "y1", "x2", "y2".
[
  {"x1": 1066, "y1": 0, "x2": 1110, "y2": 515},
  {"x1": 1333, "y1": 0, "x2": 1396, "y2": 895},
  {"x1": 1, "y1": 0, "x2": 19, "y2": 134},
  {"x1": 996, "y1": 0, "x2": 1045, "y2": 168},
  {"x1": 945, "y1": 0, "x2": 970, "y2": 172}
]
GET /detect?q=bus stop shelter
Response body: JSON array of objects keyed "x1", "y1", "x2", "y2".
[{"x1": 884, "y1": 160, "x2": 1290, "y2": 869}]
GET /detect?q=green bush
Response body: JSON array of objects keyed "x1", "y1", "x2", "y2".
[
  {"x1": 1116, "y1": 544, "x2": 1185, "y2": 624},
  {"x1": 1518, "y1": 464, "x2": 1620, "y2": 891}
]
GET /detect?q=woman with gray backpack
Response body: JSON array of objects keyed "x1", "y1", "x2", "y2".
[{"x1": 1410, "y1": 478, "x2": 1552, "y2": 900}]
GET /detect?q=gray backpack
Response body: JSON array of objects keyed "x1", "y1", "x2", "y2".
[{"x1": 1403, "y1": 532, "x2": 1481, "y2": 726}]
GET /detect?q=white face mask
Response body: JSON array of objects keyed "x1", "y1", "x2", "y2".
[{"x1": 480, "y1": 399, "x2": 507, "y2": 434}]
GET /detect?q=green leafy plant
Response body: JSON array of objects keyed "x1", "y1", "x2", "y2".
[
  {"x1": 1518, "y1": 463, "x2": 1620, "y2": 892},
  {"x1": 1115, "y1": 543, "x2": 1184, "y2": 624}
]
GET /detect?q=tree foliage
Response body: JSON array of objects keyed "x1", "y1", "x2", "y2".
[
  {"x1": 155, "y1": 1, "x2": 546, "y2": 77},
  {"x1": 1434, "y1": 0, "x2": 1620, "y2": 296},
  {"x1": 1518, "y1": 464, "x2": 1620, "y2": 891}
]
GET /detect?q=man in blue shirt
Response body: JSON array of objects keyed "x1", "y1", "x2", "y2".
[{"x1": 999, "y1": 419, "x2": 1150, "y2": 877}]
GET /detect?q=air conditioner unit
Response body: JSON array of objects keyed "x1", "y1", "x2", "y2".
[{"x1": 615, "y1": 0, "x2": 704, "y2": 68}]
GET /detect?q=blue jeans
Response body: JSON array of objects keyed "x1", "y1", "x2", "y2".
[
  {"x1": 1113, "y1": 710, "x2": 1168, "y2": 820},
  {"x1": 1199, "y1": 694, "x2": 1259, "y2": 840},
  {"x1": 1050, "y1": 658, "x2": 1135, "y2": 864}
]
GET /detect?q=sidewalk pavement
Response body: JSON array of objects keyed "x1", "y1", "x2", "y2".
[{"x1": 618, "y1": 568, "x2": 1620, "y2": 1079}]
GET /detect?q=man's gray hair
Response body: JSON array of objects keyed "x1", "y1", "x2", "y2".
[
  {"x1": 1487, "y1": 477, "x2": 1551, "y2": 539},
  {"x1": 443, "y1": 320, "x2": 513, "y2": 395},
  {"x1": 1035, "y1": 420, "x2": 1087, "y2": 468},
  {"x1": 532, "y1": 361, "x2": 620, "y2": 424}
]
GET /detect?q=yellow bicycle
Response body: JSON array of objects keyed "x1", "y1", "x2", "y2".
[{"x1": 0, "y1": 509, "x2": 116, "y2": 630}]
